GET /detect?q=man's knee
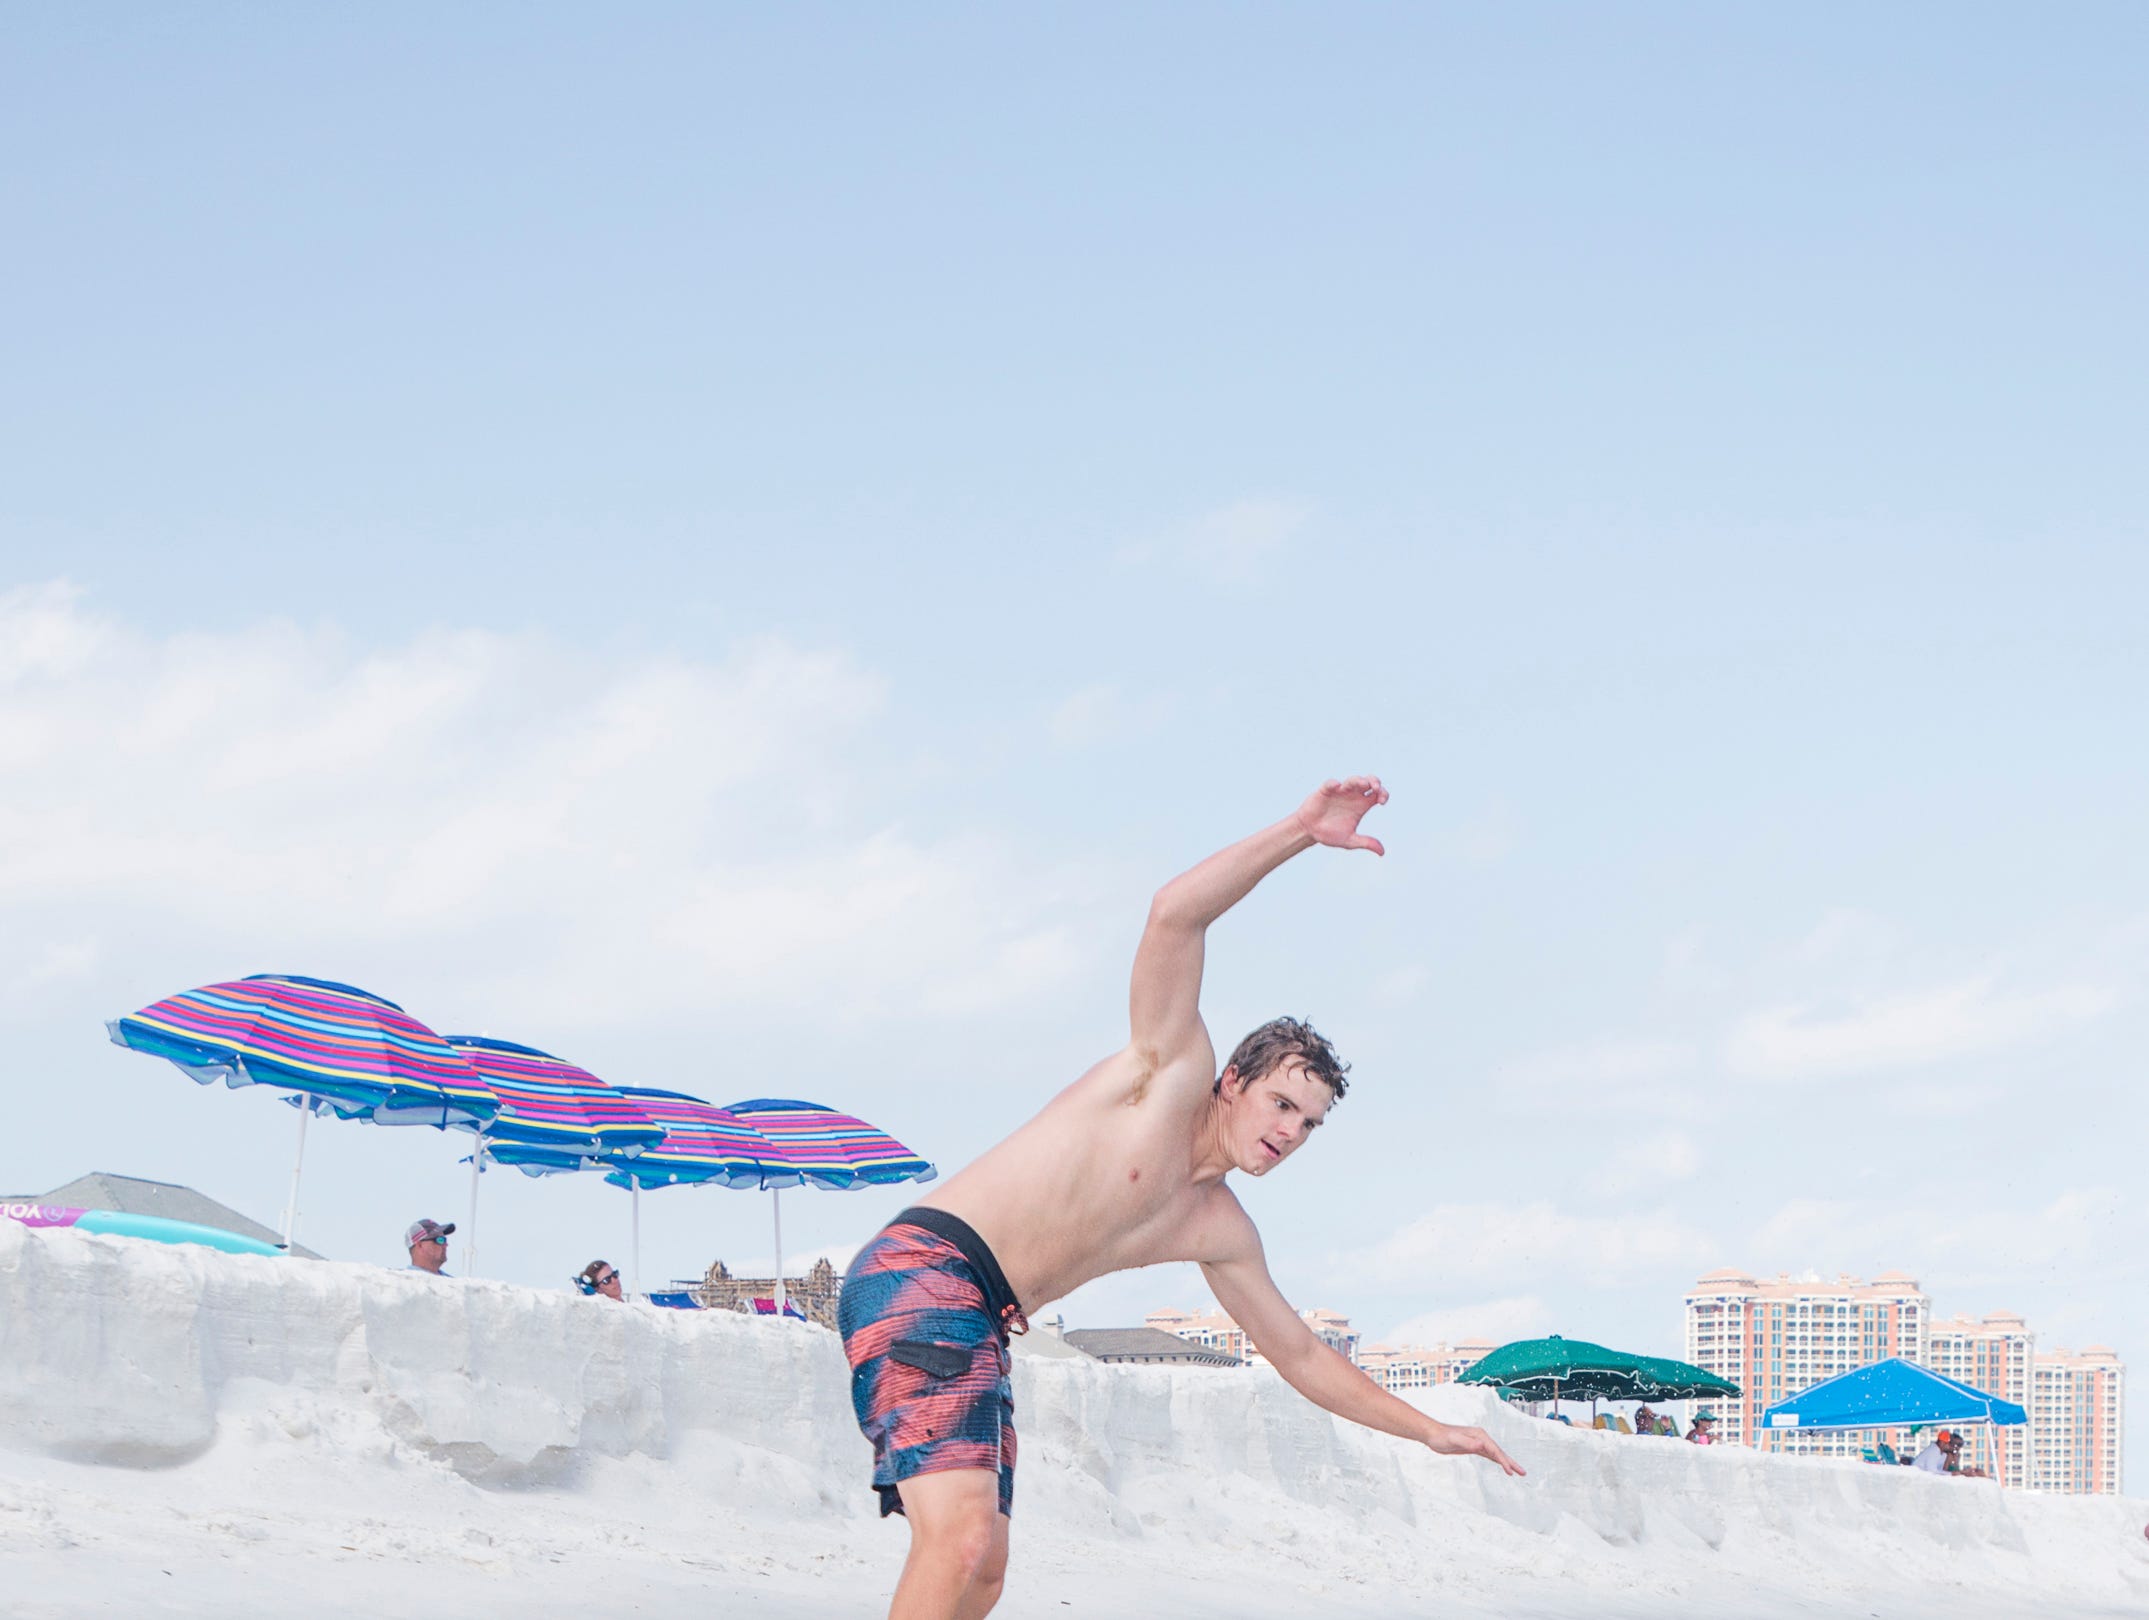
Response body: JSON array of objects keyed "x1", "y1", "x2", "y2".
[{"x1": 916, "y1": 1513, "x2": 996, "y2": 1580}]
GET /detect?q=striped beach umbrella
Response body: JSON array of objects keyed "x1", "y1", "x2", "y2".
[
  {"x1": 440, "y1": 1036, "x2": 668, "y2": 1271},
  {"x1": 720, "y1": 1097, "x2": 937, "y2": 1316},
  {"x1": 599, "y1": 1088, "x2": 788, "y2": 1189},
  {"x1": 485, "y1": 1086, "x2": 786, "y2": 1294},
  {"x1": 108, "y1": 974, "x2": 498, "y2": 1249},
  {"x1": 720, "y1": 1097, "x2": 936, "y2": 1190},
  {"x1": 442, "y1": 1037, "x2": 665, "y2": 1159}
]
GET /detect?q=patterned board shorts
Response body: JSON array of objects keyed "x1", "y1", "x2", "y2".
[{"x1": 838, "y1": 1208, "x2": 1024, "y2": 1519}]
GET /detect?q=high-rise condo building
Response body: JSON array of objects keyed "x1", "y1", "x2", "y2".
[
  {"x1": 1683, "y1": 1269, "x2": 1928, "y2": 1454},
  {"x1": 2030, "y1": 1346, "x2": 2124, "y2": 1496}
]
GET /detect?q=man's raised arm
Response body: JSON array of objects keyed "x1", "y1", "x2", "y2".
[{"x1": 1129, "y1": 776, "x2": 1390, "y2": 1066}]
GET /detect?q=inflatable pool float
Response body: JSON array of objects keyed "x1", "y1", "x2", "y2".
[{"x1": 1, "y1": 1202, "x2": 284, "y2": 1256}]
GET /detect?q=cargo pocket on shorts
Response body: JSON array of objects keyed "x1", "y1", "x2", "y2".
[{"x1": 889, "y1": 1340, "x2": 972, "y2": 1380}]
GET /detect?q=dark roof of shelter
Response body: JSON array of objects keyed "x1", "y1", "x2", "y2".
[
  {"x1": 6, "y1": 1171, "x2": 324, "y2": 1260},
  {"x1": 1063, "y1": 1327, "x2": 1243, "y2": 1367}
]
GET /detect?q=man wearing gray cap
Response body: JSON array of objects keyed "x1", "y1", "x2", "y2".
[{"x1": 404, "y1": 1218, "x2": 455, "y2": 1276}]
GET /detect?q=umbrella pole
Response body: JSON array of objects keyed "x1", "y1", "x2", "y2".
[
  {"x1": 631, "y1": 1182, "x2": 642, "y2": 1300},
  {"x1": 279, "y1": 1099, "x2": 311, "y2": 1251},
  {"x1": 465, "y1": 1131, "x2": 485, "y2": 1277},
  {"x1": 772, "y1": 1186, "x2": 786, "y2": 1320}
]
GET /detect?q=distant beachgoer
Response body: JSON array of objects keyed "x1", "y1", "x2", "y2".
[
  {"x1": 1633, "y1": 1404, "x2": 1659, "y2": 1435},
  {"x1": 1688, "y1": 1411, "x2": 1717, "y2": 1444},
  {"x1": 404, "y1": 1218, "x2": 455, "y2": 1276},
  {"x1": 1913, "y1": 1430, "x2": 1962, "y2": 1475},
  {"x1": 577, "y1": 1259, "x2": 624, "y2": 1300},
  {"x1": 838, "y1": 778, "x2": 1524, "y2": 1620}
]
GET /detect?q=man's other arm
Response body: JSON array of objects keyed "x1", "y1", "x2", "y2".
[{"x1": 1202, "y1": 1226, "x2": 1525, "y2": 1477}]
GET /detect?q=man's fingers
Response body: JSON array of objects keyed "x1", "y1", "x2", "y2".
[
  {"x1": 1474, "y1": 1433, "x2": 1525, "y2": 1477},
  {"x1": 1350, "y1": 835, "x2": 1385, "y2": 856}
]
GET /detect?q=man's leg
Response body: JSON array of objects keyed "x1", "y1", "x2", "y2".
[
  {"x1": 953, "y1": 1512, "x2": 1009, "y2": 1620},
  {"x1": 889, "y1": 1469, "x2": 1004, "y2": 1620}
]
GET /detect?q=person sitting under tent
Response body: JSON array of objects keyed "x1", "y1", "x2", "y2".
[
  {"x1": 1633, "y1": 1404, "x2": 1664, "y2": 1435},
  {"x1": 576, "y1": 1259, "x2": 624, "y2": 1300},
  {"x1": 1912, "y1": 1430, "x2": 1962, "y2": 1474},
  {"x1": 1687, "y1": 1411, "x2": 1717, "y2": 1444}
]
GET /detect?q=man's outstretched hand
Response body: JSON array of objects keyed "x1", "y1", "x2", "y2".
[
  {"x1": 1425, "y1": 1421, "x2": 1527, "y2": 1478},
  {"x1": 1296, "y1": 775, "x2": 1390, "y2": 856}
]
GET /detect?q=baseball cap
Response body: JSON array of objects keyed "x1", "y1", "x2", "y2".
[{"x1": 405, "y1": 1218, "x2": 456, "y2": 1248}]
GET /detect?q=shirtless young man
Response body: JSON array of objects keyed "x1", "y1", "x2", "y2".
[{"x1": 837, "y1": 776, "x2": 1526, "y2": 1620}]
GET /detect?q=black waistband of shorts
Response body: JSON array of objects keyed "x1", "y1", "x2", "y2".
[{"x1": 889, "y1": 1206, "x2": 1025, "y2": 1334}]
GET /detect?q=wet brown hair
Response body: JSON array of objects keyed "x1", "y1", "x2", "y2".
[{"x1": 1215, "y1": 1016, "x2": 1349, "y2": 1102}]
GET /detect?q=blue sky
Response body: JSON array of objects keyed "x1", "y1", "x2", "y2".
[{"x1": 3, "y1": 7, "x2": 2144, "y2": 1484}]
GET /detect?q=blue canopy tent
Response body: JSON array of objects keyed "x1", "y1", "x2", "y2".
[{"x1": 1759, "y1": 1357, "x2": 2028, "y2": 1433}]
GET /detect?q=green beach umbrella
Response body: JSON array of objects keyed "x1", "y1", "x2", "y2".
[{"x1": 1457, "y1": 1334, "x2": 1740, "y2": 1404}]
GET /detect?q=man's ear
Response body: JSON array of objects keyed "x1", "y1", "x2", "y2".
[{"x1": 1218, "y1": 1065, "x2": 1242, "y2": 1098}]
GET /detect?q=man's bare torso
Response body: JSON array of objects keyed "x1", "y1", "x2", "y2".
[{"x1": 911, "y1": 1039, "x2": 1248, "y2": 1313}]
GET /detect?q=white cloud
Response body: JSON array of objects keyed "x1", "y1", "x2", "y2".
[
  {"x1": 1381, "y1": 1295, "x2": 1550, "y2": 1349},
  {"x1": 1584, "y1": 1131, "x2": 1700, "y2": 1198},
  {"x1": 0, "y1": 581, "x2": 1093, "y2": 1032},
  {"x1": 1749, "y1": 1187, "x2": 2130, "y2": 1287},
  {"x1": 1339, "y1": 1201, "x2": 1715, "y2": 1288},
  {"x1": 1724, "y1": 975, "x2": 2118, "y2": 1081}
]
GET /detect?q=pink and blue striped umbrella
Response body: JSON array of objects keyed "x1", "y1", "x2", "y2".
[
  {"x1": 597, "y1": 1088, "x2": 790, "y2": 1190},
  {"x1": 109, "y1": 975, "x2": 497, "y2": 1127},
  {"x1": 106, "y1": 974, "x2": 500, "y2": 1250},
  {"x1": 438, "y1": 1036, "x2": 672, "y2": 1271},
  {"x1": 442, "y1": 1036, "x2": 665, "y2": 1160},
  {"x1": 716, "y1": 1098, "x2": 936, "y2": 1318},
  {"x1": 485, "y1": 1086, "x2": 787, "y2": 1294},
  {"x1": 720, "y1": 1097, "x2": 936, "y2": 1190}
]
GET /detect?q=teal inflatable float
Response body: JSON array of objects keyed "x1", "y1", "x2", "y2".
[{"x1": 1, "y1": 1202, "x2": 284, "y2": 1256}]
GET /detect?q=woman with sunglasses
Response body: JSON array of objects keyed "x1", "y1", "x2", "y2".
[{"x1": 576, "y1": 1259, "x2": 624, "y2": 1301}]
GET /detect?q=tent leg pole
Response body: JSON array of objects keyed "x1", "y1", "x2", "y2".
[
  {"x1": 466, "y1": 1132, "x2": 485, "y2": 1277},
  {"x1": 772, "y1": 1187, "x2": 785, "y2": 1320},
  {"x1": 280, "y1": 1099, "x2": 311, "y2": 1251}
]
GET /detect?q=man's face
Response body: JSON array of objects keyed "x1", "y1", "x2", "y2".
[
  {"x1": 1223, "y1": 1059, "x2": 1333, "y2": 1175},
  {"x1": 411, "y1": 1234, "x2": 448, "y2": 1270}
]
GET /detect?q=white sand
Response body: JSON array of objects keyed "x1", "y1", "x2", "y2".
[{"x1": 4, "y1": 1220, "x2": 2146, "y2": 1618}]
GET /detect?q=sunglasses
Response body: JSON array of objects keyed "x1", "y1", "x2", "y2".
[{"x1": 596, "y1": 1271, "x2": 621, "y2": 1286}]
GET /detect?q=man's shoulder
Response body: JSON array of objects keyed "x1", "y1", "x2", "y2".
[{"x1": 1191, "y1": 1182, "x2": 1260, "y2": 1259}]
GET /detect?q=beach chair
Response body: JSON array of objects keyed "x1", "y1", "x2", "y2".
[
  {"x1": 1611, "y1": 1415, "x2": 1634, "y2": 1434},
  {"x1": 1592, "y1": 1415, "x2": 1612, "y2": 1431},
  {"x1": 1662, "y1": 1417, "x2": 1682, "y2": 1438},
  {"x1": 1877, "y1": 1443, "x2": 1899, "y2": 1465}
]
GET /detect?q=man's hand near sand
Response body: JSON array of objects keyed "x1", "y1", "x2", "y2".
[{"x1": 836, "y1": 777, "x2": 1526, "y2": 1620}]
